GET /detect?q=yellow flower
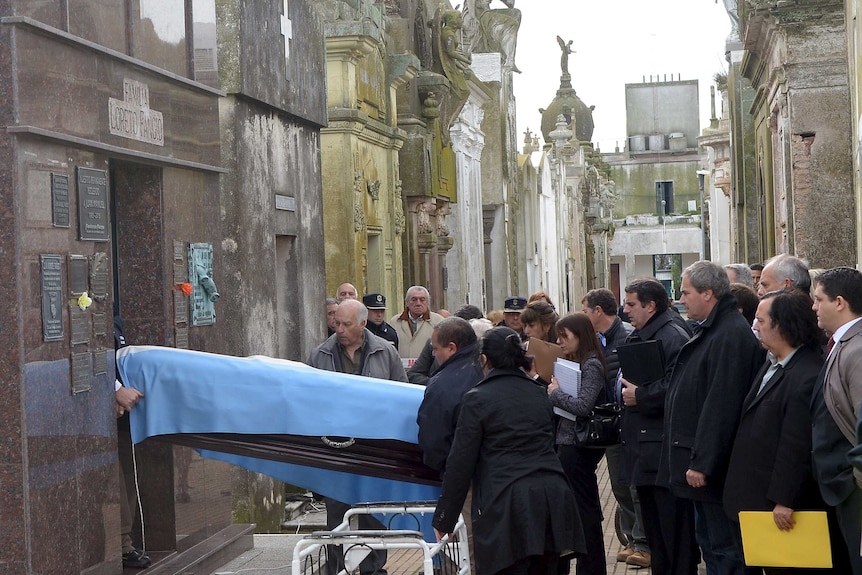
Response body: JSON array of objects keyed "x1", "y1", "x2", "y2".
[{"x1": 77, "y1": 292, "x2": 92, "y2": 310}]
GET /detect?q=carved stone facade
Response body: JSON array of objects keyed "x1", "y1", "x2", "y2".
[{"x1": 735, "y1": 0, "x2": 856, "y2": 267}]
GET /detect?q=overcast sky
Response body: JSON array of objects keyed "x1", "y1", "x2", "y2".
[{"x1": 511, "y1": 1, "x2": 734, "y2": 153}]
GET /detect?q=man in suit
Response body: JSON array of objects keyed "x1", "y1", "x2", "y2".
[
  {"x1": 757, "y1": 254, "x2": 810, "y2": 297},
  {"x1": 660, "y1": 261, "x2": 765, "y2": 575},
  {"x1": 724, "y1": 290, "x2": 835, "y2": 572},
  {"x1": 619, "y1": 279, "x2": 695, "y2": 574},
  {"x1": 811, "y1": 267, "x2": 862, "y2": 573}
]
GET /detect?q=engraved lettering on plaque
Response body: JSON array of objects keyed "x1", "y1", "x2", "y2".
[
  {"x1": 90, "y1": 253, "x2": 108, "y2": 298},
  {"x1": 77, "y1": 168, "x2": 110, "y2": 242},
  {"x1": 52, "y1": 173, "x2": 70, "y2": 228},
  {"x1": 108, "y1": 78, "x2": 165, "y2": 146},
  {"x1": 175, "y1": 326, "x2": 189, "y2": 349},
  {"x1": 71, "y1": 352, "x2": 92, "y2": 394},
  {"x1": 69, "y1": 255, "x2": 88, "y2": 295},
  {"x1": 174, "y1": 240, "x2": 185, "y2": 261},
  {"x1": 93, "y1": 349, "x2": 107, "y2": 376},
  {"x1": 92, "y1": 312, "x2": 107, "y2": 337},
  {"x1": 174, "y1": 290, "x2": 188, "y2": 324},
  {"x1": 70, "y1": 305, "x2": 90, "y2": 345},
  {"x1": 41, "y1": 254, "x2": 63, "y2": 341}
]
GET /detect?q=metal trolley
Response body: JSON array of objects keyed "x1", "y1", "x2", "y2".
[{"x1": 292, "y1": 502, "x2": 470, "y2": 575}]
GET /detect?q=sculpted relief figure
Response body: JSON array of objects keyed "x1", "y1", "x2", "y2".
[
  {"x1": 472, "y1": 0, "x2": 521, "y2": 73},
  {"x1": 438, "y1": 9, "x2": 471, "y2": 96}
]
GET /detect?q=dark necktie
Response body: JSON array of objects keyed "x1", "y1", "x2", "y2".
[{"x1": 827, "y1": 337, "x2": 835, "y2": 356}]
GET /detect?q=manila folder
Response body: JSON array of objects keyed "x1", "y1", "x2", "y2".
[
  {"x1": 528, "y1": 337, "x2": 564, "y2": 383},
  {"x1": 738, "y1": 511, "x2": 831, "y2": 568}
]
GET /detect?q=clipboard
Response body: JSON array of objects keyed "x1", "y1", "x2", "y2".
[
  {"x1": 527, "y1": 337, "x2": 564, "y2": 382},
  {"x1": 738, "y1": 511, "x2": 832, "y2": 568},
  {"x1": 616, "y1": 339, "x2": 665, "y2": 384}
]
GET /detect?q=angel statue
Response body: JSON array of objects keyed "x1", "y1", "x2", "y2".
[{"x1": 557, "y1": 36, "x2": 574, "y2": 76}]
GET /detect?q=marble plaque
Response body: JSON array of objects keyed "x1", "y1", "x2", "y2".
[
  {"x1": 40, "y1": 254, "x2": 63, "y2": 341},
  {"x1": 93, "y1": 349, "x2": 107, "y2": 376},
  {"x1": 51, "y1": 173, "x2": 70, "y2": 227},
  {"x1": 69, "y1": 305, "x2": 89, "y2": 345},
  {"x1": 71, "y1": 352, "x2": 92, "y2": 394},
  {"x1": 90, "y1": 253, "x2": 108, "y2": 298},
  {"x1": 68, "y1": 255, "x2": 88, "y2": 295},
  {"x1": 77, "y1": 167, "x2": 109, "y2": 241}
]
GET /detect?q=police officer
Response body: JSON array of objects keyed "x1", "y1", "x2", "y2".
[{"x1": 363, "y1": 293, "x2": 399, "y2": 349}]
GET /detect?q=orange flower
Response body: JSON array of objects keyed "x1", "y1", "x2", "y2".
[{"x1": 176, "y1": 282, "x2": 193, "y2": 296}]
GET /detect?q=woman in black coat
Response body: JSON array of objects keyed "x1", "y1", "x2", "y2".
[
  {"x1": 432, "y1": 327, "x2": 585, "y2": 575},
  {"x1": 724, "y1": 290, "x2": 829, "y2": 574}
]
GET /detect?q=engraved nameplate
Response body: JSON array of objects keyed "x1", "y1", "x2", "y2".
[
  {"x1": 69, "y1": 255, "x2": 88, "y2": 295},
  {"x1": 71, "y1": 352, "x2": 92, "y2": 394},
  {"x1": 93, "y1": 349, "x2": 107, "y2": 376},
  {"x1": 174, "y1": 290, "x2": 188, "y2": 324},
  {"x1": 175, "y1": 326, "x2": 189, "y2": 349},
  {"x1": 108, "y1": 78, "x2": 164, "y2": 146},
  {"x1": 92, "y1": 312, "x2": 107, "y2": 337},
  {"x1": 90, "y1": 253, "x2": 108, "y2": 298},
  {"x1": 41, "y1": 254, "x2": 63, "y2": 341},
  {"x1": 77, "y1": 167, "x2": 109, "y2": 242},
  {"x1": 69, "y1": 305, "x2": 90, "y2": 345},
  {"x1": 52, "y1": 173, "x2": 70, "y2": 228}
]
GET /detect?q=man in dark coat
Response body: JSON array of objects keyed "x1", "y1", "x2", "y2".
[
  {"x1": 582, "y1": 288, "x2": 649, "y2": 566},
  {"x1": 619, "y1": 279, "x2": 695, "y2": 575},
  {"x1": 660, "y1": 261, "x2": 764, "y2": 575},
  {"x1": 417, "y1": 317, "x2": 485, "y2": 473},
  {"x1": 363, "y1": 293, "x2": 399, "y2": 349},
  {"x1": 723, "y1": 290, "x2": 846, "y2": 572}
]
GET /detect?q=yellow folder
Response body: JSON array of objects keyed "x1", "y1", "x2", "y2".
[{"x1": 738, "y1": 511, "x2": 832, "y2": 568}]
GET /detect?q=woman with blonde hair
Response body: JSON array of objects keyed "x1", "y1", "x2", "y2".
[{"x1": 520, "y1": 301, "x2": 559, "y2": 343}]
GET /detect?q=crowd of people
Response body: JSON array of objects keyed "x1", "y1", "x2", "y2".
[{"x1": 314, "y1": 255, "x2": 862, "y2": 575}]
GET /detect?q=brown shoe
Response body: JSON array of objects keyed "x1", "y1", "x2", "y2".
[
  {"x1": 616, "y1": 546, "x2": 635, "y2": 562},
  {"x1": 626, "y1": 550, "x2": 651, "y2": 568}
]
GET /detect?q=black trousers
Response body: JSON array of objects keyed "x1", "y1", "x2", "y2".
[
  {"x1": 636, "y1": 485, "x2": 699, "y2": 575},
  {"x1": 496, "y1": 552, "x2": 560, "y2": 575},
  {"x1": 557, "y1": 445, "x2": 606, "y2": 575}
]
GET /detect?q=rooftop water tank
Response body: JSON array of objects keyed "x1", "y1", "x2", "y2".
[
  {"x1": 669, "y1": 132, "x2": 686, "y2": 151},
  {"x1": 648, "y1": 133, "x2": 667, "y2": 150},
  {"x1": 629, "y1": 135, "x2": 646, "y2": 151}
]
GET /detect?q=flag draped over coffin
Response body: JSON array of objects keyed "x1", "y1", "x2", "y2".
[{"x1": 115, "y1": 345, "x2": 442, "y2": 508}]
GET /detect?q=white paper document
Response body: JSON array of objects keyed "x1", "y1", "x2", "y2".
[{"x1": 553, "y1": 359, "x2": 581, "y2": 421}]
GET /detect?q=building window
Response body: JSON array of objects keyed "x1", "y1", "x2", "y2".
[{"x1": 656, "y1": 181, "x2": 674, "y2": 215}]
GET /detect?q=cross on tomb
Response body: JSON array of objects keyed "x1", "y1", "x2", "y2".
[{"x1": 281, "y1": 0, "x2": 293, "y2": 62}]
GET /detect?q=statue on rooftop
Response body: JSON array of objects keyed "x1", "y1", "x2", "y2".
[
  {"x1": 557, "y1": 36, "x2": 574, "y2": 76},
  {"x1": 466, "y1": 0, "x2": 521, "y2": 73},
  {"x1": 722, "y1": 0, "x2": 739, "y2": 37}
]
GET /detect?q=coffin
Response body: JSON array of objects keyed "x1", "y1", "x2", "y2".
[{"x1": 116, "y1": 346, "x2": 442, "y2": 505}]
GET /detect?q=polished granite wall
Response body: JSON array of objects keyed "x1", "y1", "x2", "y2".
[{"x1": 1, "y1": 12, "x2": 230, "y2": 575}]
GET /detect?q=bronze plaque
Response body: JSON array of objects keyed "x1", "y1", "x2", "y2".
[
  {"x1": 77, "y1": 167, "x2": 109, "y2": 242},
  {"x1": 93, "y1": 349, "x2": 107, "y2": 376},
  {"x1": 175, "y1": 325, "x2": 189, "y2": 349},
  {"x1": 90, "y1": 253, "x2": 108, "y2": 298},
  {"x1": 52, "y1": 173, "x2": 70, "y2": 228},
  {"x1": 69, "y1": 305, "x2": 89, "y2": 345},
  {"x1": 68, "y1": 255, "x2": 88, "y2": 295},
  {"x1": 174, "y1": 240, "x2": 185, "y2": 261},
  {"x1": 92, "y1": 312, "x2": 107, "y2": 337},
  {"x1": 71, "y1": 352, "x2": 92, "y2": 394},
  {"x1": 40, "y1": 254, "x2": 63, "y2": 342},
  {"x1": 173, "y1": 262, "x2": 188, "y2": 284},
  {"x1": 174, "y1": 290, "x2": 188, "y2": 324}
]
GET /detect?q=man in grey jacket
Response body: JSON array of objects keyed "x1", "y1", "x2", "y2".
[{"x1": 307, "y1": 298, "x2": 408, "y2": 575}]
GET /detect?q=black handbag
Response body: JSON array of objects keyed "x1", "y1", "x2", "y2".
[{"x1": 573, "y1": 402, "x2": 621, "y2": 448}]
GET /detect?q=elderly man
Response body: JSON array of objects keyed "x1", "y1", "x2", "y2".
[
  {"x1": 325, "y1": 297, "x2": 338, "y2": 336},
  {"x1": 660, "y1": 261, "x2": 764, "y2": 575},
  {"x1": 307, "y1": 298, "x2": 407, "y2": 575},
  {"x1": 390, "y1": 285, "x2": 445, "y2": 359},
  {"x1": 757, "y1": 254, "x2": 810, "y2": 296},
  {"x1": 336, "y1": 282, "x2": 358, "y2": 303},
  {"x1": 581, "y1": 289, "x2": 649, "y2": 566},
  {"x1": 620, "y1": 280, "x2": 694, "y2": 574},
  {"x1": 811, "y1": 267, "x2": 862, "y2": 573},
  {"x1": 724, "y1": 263, "x2": 753, "y2": 288},
  {"x1": 362, "y1": 293, "x2": 398, "y2": 348}
]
